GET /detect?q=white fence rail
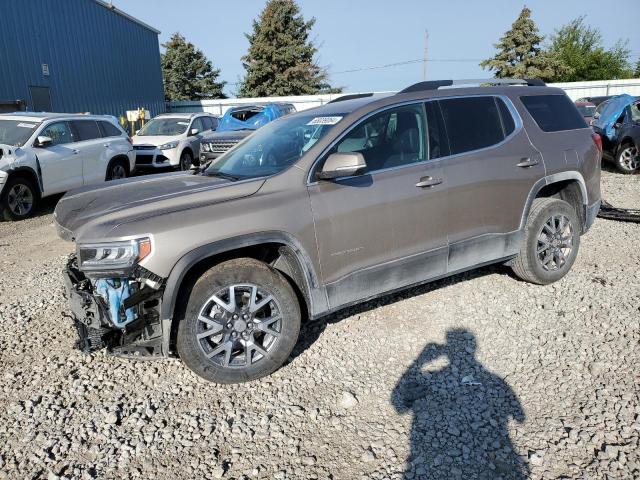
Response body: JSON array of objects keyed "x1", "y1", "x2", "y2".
[{"x1": 166, "y1": 79, "x2": 640, "y2": 115}]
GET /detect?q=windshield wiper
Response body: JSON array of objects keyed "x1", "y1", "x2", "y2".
[{"x1": 205, "y1": 170, "x2": 241, "y2": 181}]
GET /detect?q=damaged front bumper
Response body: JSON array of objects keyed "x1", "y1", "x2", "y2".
[{"x1": 63, "y1": 255, "x2": 168, "y2": 359}]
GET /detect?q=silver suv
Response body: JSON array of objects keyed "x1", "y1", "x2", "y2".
[
  {"x1": 56, "y1": 79, "x2": 602, "y2": 383},
  {"x1": 0, "y1": 112, "x2": 134, "y2": 220}
]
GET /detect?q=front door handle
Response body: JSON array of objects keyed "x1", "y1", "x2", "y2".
[
  {"x1": 415, "y1": 176, "x2": 443, "y2": 188},
  {"x1": 517, "y1": 157, "x2": 539, "y2": 168},
  {"x1": 72, "y1": 149, "x2": 79, "y2": 155}
]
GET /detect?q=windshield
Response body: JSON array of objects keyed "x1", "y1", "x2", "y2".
[
  {"x1": 137, "y1": 117, "x2": 189, "y2": 136},
  {"x1": 576, "y1": 105, "x2": 596, "y2": 117},
  {"x1": 0, "y1": 120, "x2": 41, "y2": 147},
  {"x1": 205, "y1": 113, "x2": 344, "y2": 179}
]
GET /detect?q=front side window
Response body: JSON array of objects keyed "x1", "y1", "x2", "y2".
[
  {"x1": 40, "y1": 122, "x2": 73, "y2": 146},
  {"x1": 333, "y1": 104, "x2": 426, "y2": 172},
  {"x1": 72, "y1": 120, "x2": 101, "y2": 141},
  {"x1": 137, "y1": 118, "x2": 190, "y2": 136},
  {"x1": 0, "y1": 120, "x2": 41, "y2": 147},
  {"x1": 438, "y1": 96, "x2": 505, "y2": 155},
  {"x1": 205, "y1": 113, "x2": 342, "y2": 180},
  {"x1": 629, "y1": 103, "x2": 640, "y2": 123}
]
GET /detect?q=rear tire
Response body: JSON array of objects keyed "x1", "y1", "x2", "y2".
[
  {"x1": 106, "y1": 159, "x2": 129, "y2": 181},
  {"x1": 615, "y1": 144, "x2": 639, "y2": 174},
  {"x1": 511, "y1": 198, "x2": 580, "y2": 285},
  {"x1": 177, "y1": 258, "x2": 301, "y2": 384},
  {"x1": 1, "y1": 175, "x2": 39, "y2": 221}
]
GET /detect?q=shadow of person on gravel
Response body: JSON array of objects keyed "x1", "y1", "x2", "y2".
[{"x1": 392, "y1": 329, "x2": 528, "y2": 480}]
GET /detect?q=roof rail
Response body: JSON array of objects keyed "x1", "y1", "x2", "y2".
[
  {"x1": 398, "y1": 78, "x2": 545, "y2": 94},
  {"x1": 327, "y1": 93, "x2": 374, "y2": 104}
]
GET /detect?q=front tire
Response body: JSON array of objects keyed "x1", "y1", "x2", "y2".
[
  {"x1": 179, "y1": 151, "x2": 193, "y2": 171},
  {"x1": 615, "y1": 144, "x2": 639, "y2": 174},
  {"x1": 177, "y1": 258, "x2": 301, "y2": 383},
  {"x1": 511, "y1": 198, "x2": 581, "y2": 285},
  {"x1": 1, "y1": 176, "x2": 38, "y2": 221}
]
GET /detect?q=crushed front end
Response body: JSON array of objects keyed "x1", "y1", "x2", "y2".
[{"x1": 63, "y1": 254, "x2": 167, "y2": 358}]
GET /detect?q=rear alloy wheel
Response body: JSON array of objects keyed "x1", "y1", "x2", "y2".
[
  {"x1": 1, "y1": 176, "x2": 38, "y2": 221},
  {"x1": 511, "y1": 198, "x2": 580, "y2": 285},
  {"x1": 106, "y1": 160, "x2": 128, "y2": 181},
  {"x1": 177, "y1": 258, "x2": 301, "y2": 383},
  {"x1": 615, "y1": 144, "x2": 639, "y2": 174},
  {"x1": 179, "y1": 151, "x2": 192, "y2": 171}
]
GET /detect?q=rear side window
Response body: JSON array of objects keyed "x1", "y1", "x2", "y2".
[
  {"x1": 72, "y1": 120, "x2": 101, "y2": 141},
  {"x1": 520, "y1": 95, "x2": 587, "y2": 132},
  {"x1": 98, "y1": 121, "x2": 122, "y2": 137},
  {"x1": 438, "y1": 96, "x2": 505, "y2": 155}
]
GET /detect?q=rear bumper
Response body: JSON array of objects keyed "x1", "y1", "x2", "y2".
[
  {"x1": 584, "y1": 199, "x2": 601, "y2": 232},
  {"x1": 63, "y1": 255, "x2": 167, "y2": 358}
]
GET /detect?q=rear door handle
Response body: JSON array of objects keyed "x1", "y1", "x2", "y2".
[
  {"x1": 415, "y1": 176, "x2": 443, "y2": 188},
  {"x1": 517, "y1": 157, "x2": 539, "y2": 168}
]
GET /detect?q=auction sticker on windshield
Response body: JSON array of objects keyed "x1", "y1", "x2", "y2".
[
  {"x1": 17, "y1": 123, "x2": 36, "y2": 128},
  {"x1": 307, "y1": 116, "x2": 342, "y2": 126}
]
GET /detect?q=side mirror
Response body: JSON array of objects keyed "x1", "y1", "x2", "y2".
[
  {"x1": 135, "y1": 129, "x2": 140, "y2": 135},
  {"x1": 189, "y1": 128, "x2": 199, "y2": 136},
  {"x1": 317, "y1": 152, "x2": 367, "y2": 180},
  {"x1": 34, "y1": 136, "x2": 53, "y2": 148}
]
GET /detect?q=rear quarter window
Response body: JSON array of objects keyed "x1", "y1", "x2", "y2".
[
  {"x1": 98, "y1": 120, "x2": 123, "y2": 137},
  {"x1": 520, "y1": 95, "x2": 587, "y2": 132}
]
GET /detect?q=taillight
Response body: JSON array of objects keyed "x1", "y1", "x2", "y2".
[{"x1": 591, "y1": 133, "x2": 602, "y2": 154}]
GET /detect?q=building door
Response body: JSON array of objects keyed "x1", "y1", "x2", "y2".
[{"x1": 29, "y1": 86, "x2": 52, "y2": 112}]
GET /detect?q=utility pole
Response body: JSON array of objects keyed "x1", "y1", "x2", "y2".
[{"x1": 423, "y1": 30, "x2": 429, "y2": 81}]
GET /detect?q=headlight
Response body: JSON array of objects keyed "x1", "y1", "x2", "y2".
[
  {"x1": 202, "y1": 143, "x2": 211, "y2": 152},
  {"x1": 159, "y1": 141, "x2": 179, "y2": 150},
  {"x1": 78, "y1": 238, "x2": 152, "y2": 271}
]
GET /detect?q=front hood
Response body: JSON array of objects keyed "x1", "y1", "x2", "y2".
[
  {"x1": 54, "y1": 172, "x2": 265, "y2": 240},
  {"x1": 131, "y1": 135, "x2": 178, "y2": 147},
  {"x1": 202, "y1": 130, "x2": 253, "y2": 142}
]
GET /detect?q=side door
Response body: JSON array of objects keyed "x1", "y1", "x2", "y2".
[
  {"x1": 188, "y1": 117, "x2": 207, "y2": 156},
  {"x1": 70, "y1": 120, "x2": 107, "y2": 186},
  {"x1": 438, "y1": 95, "x2": 544, "y2": 271},
  {"x1": 34, "y1": 121, "x2": 83, "y2": 195},
  {"x1": 307, "y1": 103, "x2": 448, "y2": 309}
]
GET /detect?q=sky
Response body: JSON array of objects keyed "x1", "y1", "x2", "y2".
[{"x1": 121, "y1": 0, "x2": 640, "y2": 96}]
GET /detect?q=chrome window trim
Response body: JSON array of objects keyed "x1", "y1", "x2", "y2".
[{"x1": 306, "y1": 94, "x2": 524, "y2": 186}]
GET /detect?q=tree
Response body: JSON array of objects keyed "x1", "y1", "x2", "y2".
[
  {"x1": 480, "y1": 7, "x2": 565, "y2": 80},
  {"x1": 239, "y1": 0, "x2": 340, "y2": 97},
  {"x1": 547, "y1": 17, "x2": 633, "y2": 82},
  {"x1": 635, "y1": 60, "x2": 640, "y2": 78},
  {"x1": 161, "y1": 33, "x2": 226, "y2": 101}
]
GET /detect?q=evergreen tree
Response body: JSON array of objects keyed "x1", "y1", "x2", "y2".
[
  {"x1": 239, "y1": 0, "x2": 339, "y2": 97},
  {"x1": 161, "y1": 33, "x2": 226, "y2": 101},
  {"x1": 547, "y1": 17, "x2": 633, "y2": 82},
  {"x1": 480, "y1": 7, "x2": 565, "y2": 80},
  {"x1": 635, "y1": 60, "x2": 640, "y2": 78}
]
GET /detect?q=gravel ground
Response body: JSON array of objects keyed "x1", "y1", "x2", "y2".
[{"x1": 0, "y1": 172, "x2": 638, "y2": 480}]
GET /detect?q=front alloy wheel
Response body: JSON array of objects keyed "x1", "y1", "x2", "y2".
[
  {"x1": 177, "y1": 258, "x2": 301, "y2": 383},
  {"x1": 1, "y1": 176, "x2": 38, "y2": 221},
  {"x1": 196, "y1": 284, "x2": 282, "y2": 368}
]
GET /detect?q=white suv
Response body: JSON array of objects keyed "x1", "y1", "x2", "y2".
[
  {"x1": 0, "y1": 112, "x2": 135, "y2": 220},
  {"x1": 131, "y1": 113, "x2": 219, "y2": 170}
]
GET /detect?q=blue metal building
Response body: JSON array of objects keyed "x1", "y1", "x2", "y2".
[{"x1": 0, "y1": 0, "x2": 165, "y2": 117}]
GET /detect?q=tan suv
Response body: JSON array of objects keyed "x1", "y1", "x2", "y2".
[{"x1": 55, "y1": 79, "x2": 602, "y2": 383}]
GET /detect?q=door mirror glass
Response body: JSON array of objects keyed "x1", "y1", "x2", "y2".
[
  {"x1": 317, "y1": 152, "x2": 367, "y2": 180},
  {"x1": 34, "y1": 135, "x2": 53, "y2": 148},
  {"x1": 189, "y1": 128, "x2": 199, "y2": 136}
]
